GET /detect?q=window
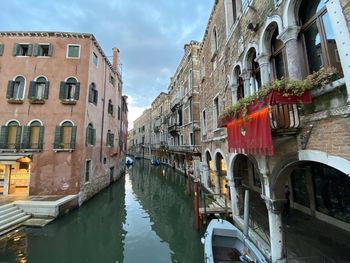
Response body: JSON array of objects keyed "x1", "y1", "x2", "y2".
[
  {"x1": 299, "y1": 0, "x2": 343, "y2": 76},
  {"x1": 247, "y1": 49, "x2": 261, "y2": 93},
  {"x1": 59, "y1": 78, "x2": 80, "y2": 101},
  {"x1": 188, "y1": 70, "x2": 192, "y2": 92},
  {"x1": 235, "y1": 66, "x2": 244, "y2": 100},
  {"x1": 54, "y1": 121, "x2": 77, "y2": 150},
  {"x1": 13, "y1": 44, "x2": 33, "y2": 56},
  {"x1": 189, "y1": 98, "x2": 193, "y2": 122},
  {"x1": 34, "y1": 44, "x2": 53, "y2": 57},
  {"x1": 88, "y1": 83, "x2": 98, "y2": 105},
  {"x1": 67, "y1": 44, "x2": 80, "y2": 58},
  {"x1": 108, "y1": 100, "x2": 114, "y2": 115},
  {"x1": 106, "y1": 130, "x2": 114, "y2": 147},
  {"x1": 22, "y1": 121, "x2": 44, "y2": 150},
  {"x1": 7, "y1": 76, "x2": 25, "y2": 100},
  {"x1": 241, "y1": 0, "x2": 250, "y2": 11},
  {"x1": 202, "y1": 110, "x2": 207, "y2": 135},
  {"x1": 92, "y1": 52, "x2": 98, "y2": 66},
  {"x1": 28, "y1": 77, "x2": 49, "y2": 101},
  {"x1": 0, "y1": 44, "x2": 4, "y2": 56},
  {"x1": 225, "y1": 0, "x2": 239, "y2": 32},
  {"x1": 109, "y1": 74, "x2": 115, "y2": 86},
  {"x1": 271, "y1": 27, "x2": 287, "y2": 80},
  {"x1": 211, "y1": 27, "x2": 219, "y2": 57},
  {"x1": 118, "y1": 106, "x2": 121, "y2": 120},
  {"x1": 85, "y1": 160, "x2": 91, "y2": 182},
  {"x1": 86, "y1": 123, "x2": 96, "y2": 146},
  {"x1": 0, "y1": 121, "x2": 21, "y2": 149},
  {"x1": 190, "y1": 132, "x2": 194, "y2": 145},
  {"x1": 213, "y1": 97, "x2": 220, "y2": 129}
]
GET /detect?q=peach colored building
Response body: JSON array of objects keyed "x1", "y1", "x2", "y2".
[{"x1": 0, "y1": 31, "x2": 125, "y2": 205}]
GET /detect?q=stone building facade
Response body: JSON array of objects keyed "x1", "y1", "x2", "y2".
[
  {"x1": 198, "y1": 0, "x2": 350, "y2": 262},
  {"x1": 132, "y1": 108, "x2": 152, "y2": 159},
  {"x1": 0, "y1": 32, "x2": 125, "y2": 205}
]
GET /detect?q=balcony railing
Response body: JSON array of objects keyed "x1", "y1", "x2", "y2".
[{"x1": 168, "y1": 124, "x2": 179, "y2": 135}]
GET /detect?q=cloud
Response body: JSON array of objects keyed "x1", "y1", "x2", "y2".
[{"x1": 0, "y1": 0, "x2": 213, "y2": 126}]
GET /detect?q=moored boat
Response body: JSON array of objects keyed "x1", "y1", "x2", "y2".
[
  {"x1": 126, "y1": 156, "x2": 133, "y2": 165},
  {"x1": 150, "y1": 159, "x2": 160, "y2": 165},
  {"x1": 202, "y1": 219, "x2": 268, "y2": 263}
]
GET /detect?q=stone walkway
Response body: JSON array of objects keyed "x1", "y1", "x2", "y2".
[{"x1": 0, "y1": 195, "x2": 64, "y2": 206}]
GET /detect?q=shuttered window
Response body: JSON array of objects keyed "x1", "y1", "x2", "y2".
[
  {"x1": 7, "y1": 76, "x2": 25, "y2": 100},
  {"x1": 28, "y1": 77, "x2": 49, "y2": 101},
  {"x1": 88, "y1": 83, "x2": 98, "y2": 105},
  {"x1": 33, "y1": 44, "x2": 53, "y2": 57},
  {"x1": 22, "y1": 121, "x2": 44, "y2": 150},
  {"x1": 12, "y1": 43, "x2": 33, "y2": 56},
  {"x1": 86, "y1": 123, "x2": 96, "y2": 146},
  {"x1": 59, "y1": 78, "x2": 80, "y2": 101},
  {"x1": 67, "y1": 44, "x2": 80, "y2": 58},
  {"x1": 108, "y1": 100, "x2": 114, "y2": 115},
  {"x1": 106, "y1": 130, "x2": 114, "y2": 147},
  {"x1": 54, "y1": 121, "x2": 77, "y2": 150},
  {"x1": 0, "y1": 44, "x2": 4, "y2": 56},
  {"x1": 0, "y1": 121, "x2": 21, "y2": 149}
]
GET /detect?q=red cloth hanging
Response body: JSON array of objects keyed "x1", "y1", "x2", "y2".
[{"x1": 227, "y1": 107, "x2": 274, "y2": 156}]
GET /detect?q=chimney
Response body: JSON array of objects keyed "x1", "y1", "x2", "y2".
[{"x1": 112, "y1": 48, "x2": 119, "y2": 71}]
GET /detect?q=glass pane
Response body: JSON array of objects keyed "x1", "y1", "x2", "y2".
[
  {"x1": 67, "y1": 84, "x2": 76, "y2": 99},
  {"x1": 62, "y1": 127, "x2": 72, "y2": 148},
  {"x1": 304, "y1": 22, "x2": 323, "y2": 73},
  {"x1": 30, "y1": 126, "x2": 40, "y2": 148},
  {"x1": 68, "y1": 46, "x2": 80, "y2": 58},
  {"x1": 322, "y1": 13, "x2": 343, "y2": 76},
  {"x1": 291, "y1": 168, "x2": 310, "y2": 207},
  {"x1": 7, "y1": 126, "x2": 17, "y2": 149},
  {"x1": 274, "y1": 52, "x2": 285, "y2": 80},
  {"x1": 299, "y1": 0, "x2": 324, "y2": 24},
  {"x1": 36, "y1": 83, "x2": 45, "y2": 99}
]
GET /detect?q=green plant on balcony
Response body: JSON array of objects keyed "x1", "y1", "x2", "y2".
[{"x1": 219, "y1": 67, "x2": 338, "y2": 123}]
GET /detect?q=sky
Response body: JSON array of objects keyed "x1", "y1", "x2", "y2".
[{"x1": 0, "y1": 0, "x2": 213, "y2": 129}]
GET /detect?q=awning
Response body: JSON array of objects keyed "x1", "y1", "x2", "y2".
[{"x1": 0, "y1": 154, "x2": 31, "y2": 164}]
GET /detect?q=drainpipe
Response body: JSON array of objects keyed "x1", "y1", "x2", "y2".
[{"x1": 100, "y1": 57, "x2": 107, "y2": 162}]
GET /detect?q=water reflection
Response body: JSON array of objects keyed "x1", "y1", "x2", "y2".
[{"x1": 0, "y1": 161, "x2": 203, "y2": 263}]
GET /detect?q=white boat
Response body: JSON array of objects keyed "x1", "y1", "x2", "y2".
[
  {"x1": 126, "y1": 156, "x2": 133, "y2": 165},
  {"x1": 202, "y1": 219, "x2": 268, "y2": 263}
]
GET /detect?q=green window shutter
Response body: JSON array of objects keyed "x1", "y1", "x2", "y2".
[
  {"x1": 92, "y1": 128, "x2": 96, "y2": 146},
  {"x1": 94, "y1": 90, "x2": 98, "y2": 105},
  {"x1": 0, "y1": 126, "x2": 8, "y2": 149},
  {"x1": 38, "y1": 126, "x2": 44, "y2": 149},
  {"x1": 27, "y1": 44, "x2": 33, "y2": 56},
  {"x1": 111, "y1": 134, "x2": 114, "y2": 147},
  {"x1": 85, "y1": 127, "x2": 89, "y2": 146},
  {"x1": 71, "y1": 126, "x2": 77, "y2": 149},
  {"x1": 54, "y1": 126, "x2": 61, "y2": 148},
  {"x1": 33, "y1": 44, "x2": 39, "y2": 56},
  {"x1": 28, "y1": 81, "x2": 36, "y2": 99},
  {"x1": 74, "y1": 82, "x2": 80, "y2": 100},
  {"x1": 15, "y1": 126, "x2": 22, "y2": 149},
  {"x1": 21, "y1": 126, "x2": 30, "y2": 149},
  {"x1": 59, "y1": 81, "x2": 66, "y2": 100},
  {"x1": 0, "y1": 44, "x2": 4, "y2": 56},
  {"x1": 12, "y1": 43, "x2": 19, "y2": 56},
  {"x1": 6, "y1": 81, "x2": 14, "y2": 99},
  {"x1": 48, "y1": 44, "x2": 53, "y2": 56},
  {"x1": 44, "y1": 81, "x2": 49, "y2": 100},
  {"x1": 88, "y1": 87, "x2": 93, "y2": 103}
]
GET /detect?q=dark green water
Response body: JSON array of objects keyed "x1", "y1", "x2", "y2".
[{"x1": 0, "y1": 161, "x2": 204, "y2": 263}]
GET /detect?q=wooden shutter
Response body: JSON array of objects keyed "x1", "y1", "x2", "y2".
[
  {"x1": 21, "y1": 126, "x2": 30, "y2": 149},
  {"x1": 94, "y1": 89, "x2": 98, "y2": 105},
  {"x1": 85, "y1": 127, "x2": 89, "y2": 146},
  {"x1": 33, "y1": 44, "x2": 40, "y2": 56},
  {"x1": 48, "y1": 44, "x2": 53, "y2": 56},
  {"x1": 0, "y1": 44, "x2": 4, "y2": 56},
  {"x1": 74, "y1": 82, "x2": 80, "y2": 100},
  {"x1": 44, "y1": 81, "x2": 50, "y2": 100},
  {"x1": 15, "y1": 126, "x2": 22, "y2": 149},
  {"x1": 28, "y1": 81, "x2": 36, "y2": 99},
  {"x1": 111, "y1": 133, "x2": 114, "y2": 147},
  {"x1": 0, "y1": 126, "x2": 8, "y2": 149},
  {"x1": 59, "y1": 81, "x2": 66, "y2": 100},
  {"x1": 38, "y1": 126, "x2": 44, "y2": 149},
  {"x1": 27, "y1": 44, "x2": 33, "y2": 56},
  {"x1": 88, "y1": 86, "x2": 93, "y2": 103},
  {"x1": 12, "y1": 43, "x2": 19, "y2": 56},
  {"x1": 54, "y1": 126, "x2": 61, "y2": 148},
  {"x1": 92, "y1": 128, "x2": 96, "y2": 146},
  {"x1": 71, "y1": 126, "x2": 77, "y2": 149},
  {"x1": 6, "y1": 81, "x2": 14, "y2": 99}
]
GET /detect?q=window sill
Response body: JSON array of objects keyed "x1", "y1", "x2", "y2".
[
  {"x1": 22, "y1": 149, "x2": 42, "y2": 152},
  {"x1": 29, "y1": 99, "x2": 45, "y2": 104},
  {"x1": 61, "y1": 100, "x2": 77, "y2": 105},
  {"x1": 53, "y1": 149, "x2": 74, "y2": 153},
  {"x1": 0, "y1": 149, "x2": 18, "y2": 153},
  {"x1": 7, "y1": 99, "x2": 24, "y2": 104}
]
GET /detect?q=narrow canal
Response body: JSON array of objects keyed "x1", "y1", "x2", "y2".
[{"x1": 0, "y1": 161, "x2": 204, "y2": 263}]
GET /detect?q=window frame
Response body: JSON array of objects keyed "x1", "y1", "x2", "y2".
[
  {"x1": 85, "y1": 159, "x2": 91, "y2": 183},
  {"x1": 66, "y1": 44, "x2": 81, "y2": 59}
]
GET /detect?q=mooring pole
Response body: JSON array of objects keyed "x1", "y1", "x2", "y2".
[
  {"x1": 186, "y1": 165, "x2": 191, "y2": 196},
  {"x1": 194, "y1": 178, "x2": 200, "y2": 231},
  {"x1": 243, "y1": 189, "x2": 250, "y2": 237}
]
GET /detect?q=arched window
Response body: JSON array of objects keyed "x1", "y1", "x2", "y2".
[
  {"x1": 59, "y1": 77, "x2": 80, "y2": 101},
  {"x1": 235, "y1": 66, "x2": 244, "y2": 100},
  {"x1": 0, "y1": 121, "x2": 21, "y2": 149},
  {"x1": 54, "y1": 121, "x2": 77, "y2": 150},
  {"x1": 29, "y1": 76, "x2": 49, "y2": 101},
  {"x1": 22, "y1": 120, "x2": 44, "y2": 149},
  {"x1": 7, "y1": 76, "x2": 25, "y2": 100},
  {"x1": 247, "y1": 48, "x2": 261, "y2": 93},
  {"x1": 88, "y1": 83, "x2": 98, "y2": 105},
  {"x1": 299, "y1": 0, "x2": 343, "y2": 76},
  {"x1": 108, "y1": 99, "x2": 114, "y2": 115},
  {"x1": 271, "y1": 27, "x2": 287, "y2": 80},
  {"x1": 106, "y1": 129, "x2": 114, "y2": 147},
  {"x1": 211, "y1": 26, "x2": 218, "y2": 56},
  {"x1": 86, "y1": 123, "x2": 96, "y2": 146}
]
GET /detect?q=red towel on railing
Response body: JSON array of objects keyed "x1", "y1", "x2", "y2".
[{"x1": 227, "y1": 107, "x2": 274, "y2": 156}]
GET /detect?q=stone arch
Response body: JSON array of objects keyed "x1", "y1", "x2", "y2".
[
  {"x1": 259, "y1": 15, "x2": 284, "y2": 56},
  {"x1": 213, "y1": 148, "x2": 227, "y2": 171},
  {"x1": 283, "y1": 0, "x2": 301, "y2": 27},
  {"x1": 230, "y1": 61, "x2": 243, "y2": 87},
  {"x1": 242, "y1": 43, "x2": 259, "y2": 70}
]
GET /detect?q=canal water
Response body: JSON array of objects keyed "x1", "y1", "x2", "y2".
[{"x1": 0, "y1": 161, "x2": 204, "y2": 263}]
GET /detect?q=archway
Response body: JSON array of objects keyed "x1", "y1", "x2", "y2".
[{"x1": 215, "y1": 151, "x2": 228, "y2": 195}]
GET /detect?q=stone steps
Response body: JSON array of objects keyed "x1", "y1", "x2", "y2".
[{"x1": 0, "y1": 203, "x2": 31, "y2": 235}]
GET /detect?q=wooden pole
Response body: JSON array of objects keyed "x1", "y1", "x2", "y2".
[{"x1": 194, "y1": 178, "x2": 200, "y2": 231}]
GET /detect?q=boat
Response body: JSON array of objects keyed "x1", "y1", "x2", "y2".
[
  {"x1": 135, "y1": 154, "x2": 141, "y2": 160},
  {"x1": 202, "y1": 219, "x2": 268, "y2": 263},
  {"x1": 150, "y1": 159, "x2": 160, "y2": 166},
  {"x1": 126, "y1": 156, "x2": 133, "y2": 165}
]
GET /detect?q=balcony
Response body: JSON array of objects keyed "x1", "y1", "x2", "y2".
[
  {"x1": 168, "y1": 124, "x2": 179, "y2": 135},
  {"x1": 168, "y1": 145, "x2": 201, "y2": 155}
]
